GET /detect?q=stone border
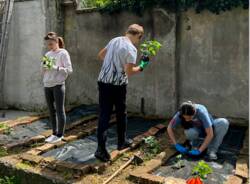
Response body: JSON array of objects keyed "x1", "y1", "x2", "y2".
[{"x1": 129, "y1": 144, "x2": 182, "y2": 184}]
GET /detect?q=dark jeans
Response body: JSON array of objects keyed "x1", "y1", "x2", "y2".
[
  {"x1": 44, "y1": 84, "x2": 66, "y2": 137},
  {"x1": 97, "y1": 82, "x2": 127, "y2": 150}
]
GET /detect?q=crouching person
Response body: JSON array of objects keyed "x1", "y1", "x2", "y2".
[{"x1": 167, "y1": 101, "x2": 229, "y2": 160}]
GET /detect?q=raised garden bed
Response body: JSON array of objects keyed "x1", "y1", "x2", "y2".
[
  {"x1": 0, "y1": 111, "x2": 168, "y2": 184},
  {"x1": 129, "y1": 123, "x2": 249, "y2": 184}
]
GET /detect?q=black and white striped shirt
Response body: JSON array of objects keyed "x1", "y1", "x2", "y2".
[{"x1": 98, "y1": 37, "x2": 137, "y2": 85}]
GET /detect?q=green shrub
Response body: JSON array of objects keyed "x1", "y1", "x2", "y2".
[{"x1": 79, "y1": 0, "x2": 248, "y2": 15}]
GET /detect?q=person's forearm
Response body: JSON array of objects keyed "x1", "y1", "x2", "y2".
[
  {"x1": 58, "y1": 66, "x2": 73, "y2": 74},
  {"x1": 199, "y1": 135, "x2": 213, "y2": 152},
  {"x1": 126, "y1": 66, "x2": 141, "y2": 76},
  {"x1": 98, "y1": 55, "x2": 105, "y2": 61},
  {"x1": 167, "y1": 127, "x2": 177, "y2": 145},
  {"x1": 98, "y1": 48, "x2": 107, "y2": 61}
]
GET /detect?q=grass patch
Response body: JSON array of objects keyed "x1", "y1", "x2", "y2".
[
  {"x1": 0, "y1": 123, "x2": 13, "y2": 135},
  {"x1": 16, "y1": 161, "x2": 32, "y2": 170},
  {"x1": 0, "y1": 147, "x2": 8, "y2": 157},
  {"x1": 0, "y1": 176, "x2": 20, "y2": 184},
  {"x1": 61, "y1": 170, "x2": 74, "y2": 180}
]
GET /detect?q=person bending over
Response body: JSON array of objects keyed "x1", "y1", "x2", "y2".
[{"x1": 167, "y1": 101, "x2": 229, "y2": 160}]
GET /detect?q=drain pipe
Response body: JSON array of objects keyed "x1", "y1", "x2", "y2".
[
  {"x1": 174, "y1": 9, "x2": 182, "y2": 111},
  {"x1": 141, "y1": 97, "x2": 145, "y2": 115}
]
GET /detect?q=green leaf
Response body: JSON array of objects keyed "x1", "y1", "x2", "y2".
[{"x1": 140, "y1": 40, "x2": 162, "y2": 57}]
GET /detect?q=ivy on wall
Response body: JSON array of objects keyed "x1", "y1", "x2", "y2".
[{"x1": 80, "y1": 0, "x2": 248, "y2": 15}]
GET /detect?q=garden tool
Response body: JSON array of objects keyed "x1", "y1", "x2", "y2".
[{"x1": 103, "y1": 154, "x2": 143, "y2": 184}]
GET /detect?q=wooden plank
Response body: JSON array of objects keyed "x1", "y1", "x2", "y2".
[
  {"x1": 224, "y1": 175, "x2": 243, "y2": 184},
  {"x1": 235, "y1": 157, "x2": 249, "y2": 179}
]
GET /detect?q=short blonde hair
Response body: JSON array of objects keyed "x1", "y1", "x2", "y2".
[{"x1": 126, "y1": 24, "x2": 144, "y2": 35}]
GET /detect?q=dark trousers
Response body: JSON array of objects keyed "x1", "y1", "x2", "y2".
[
  {"x1": 44, "y1": 84, "x2": 66, "y2": 137},
  {"x1": 97, "y1": 82, "x2": 127, "y2": 150}
]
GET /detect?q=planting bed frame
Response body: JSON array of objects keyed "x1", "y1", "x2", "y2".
[
  {"x1": 0, "y1": 110, "x2": 167, "y2": 184},
  {"x1": 129, "y1": 121, "x2": 249, "y2": 184}
]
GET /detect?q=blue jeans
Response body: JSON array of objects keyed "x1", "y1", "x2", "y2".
[{"x1": 184, "y1": 118, "x2": 229, "y2": 153}]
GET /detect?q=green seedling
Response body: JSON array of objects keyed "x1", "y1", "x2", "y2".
[
  {"x1": 172, "y1": 154, "x2": 185, "y2": 169},
  {"x1": 140, "y1": 40, "x2": 162, "y2": 57},
  {"x1": 143, "y1": 136, "x2": 161, "y2": 157},
  {"x1": 42, "y1": 56, "x2": 55, "y2": 69},
  {"x1": 192, "y1": 160, "x2": 213, "y2": 180},
  {"x1": 0, "y1": 123, "x2": 12, "y2": 135}
]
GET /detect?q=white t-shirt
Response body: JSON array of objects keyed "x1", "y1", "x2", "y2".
[
  {"x1": 98, "y1": 36, "x2": 137, "y2": 85},
  {"x1": 42, "y1": 49, "x2": 73, "y2": 88}
]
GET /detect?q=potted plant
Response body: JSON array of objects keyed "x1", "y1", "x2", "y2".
[{"x1": 186, "y1": 161, "x2": 213, "y2": 184}]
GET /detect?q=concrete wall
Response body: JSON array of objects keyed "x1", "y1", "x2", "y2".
[
  {"x1": 4, "y1": 0, "x2": 46, "y2": 111},
  {"x1": 178, "y1": 8, "x2": 249, "y2": 119},
  {"x1": 3, "y1": 0, "x2": 62, "y2": 111},
  {"x1": 2, "y1": 0, "x2": 249, "y2": 119},
  {"x1": 64, "y1": 7, "x2": 177, "y2": 117}
]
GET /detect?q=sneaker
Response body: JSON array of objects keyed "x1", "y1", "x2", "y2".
[
  {"x1": 45, "y1": 135, "x2": 58, "y2": 143},
  {"x1": 50, "y1": 136, "x2": 64, "y2": 144},
  {"x1": 118, "y1": 139, "x2": 133, "y2": 151},
  {"x1": 95, "y1": 148, "x2": 110, "y2": 162},
  {"x1": 208, "y1": 151, "x2": 218, "y2": 160}
]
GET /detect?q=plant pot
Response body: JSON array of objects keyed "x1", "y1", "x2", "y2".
[{"x1": 186, "y1": 177, "x2": 203, "y2": 184}]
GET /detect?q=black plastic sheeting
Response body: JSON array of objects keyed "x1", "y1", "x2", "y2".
[
  {"x1": 0, "y1": 105, "x2": 98, "y2": 145},
  {"x1": 153, "y1": 125, "x2": 246, "y2": 184},
  {"x1": 42, "y1": 117, "x2": 165, "y2": 164}
]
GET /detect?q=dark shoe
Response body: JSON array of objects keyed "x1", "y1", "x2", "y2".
[
  {"x1": 118, "y1": 139, "x2": 133, "y2": 151},
  {"x1": 95, "y1": 148, "x2": 110, "y2": 162}
]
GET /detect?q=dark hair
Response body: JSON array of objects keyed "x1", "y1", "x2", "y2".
[
  {"x1": 44, "y1": 32, "x2": 65, "y2": 48},
  {"x1": 179, "y1": 101, "x2": 195, "y2": 116}
]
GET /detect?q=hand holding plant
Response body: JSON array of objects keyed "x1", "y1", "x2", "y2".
[
  {"x1": 42, "y1": 56, "x2": 56, "y2": 70},
  {"x1": 139, "y1": 40, "x2": 162, "y2": 71}
]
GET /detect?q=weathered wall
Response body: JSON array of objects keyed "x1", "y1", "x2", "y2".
[
  {"x1": 2, "y1": 1, "x2": 249, "y2": 119},
  {"x1": 3, "y1": 0, "x2": 62, "y2": 111},
  {"x1": 64, "y1": 6, "x2": 177, "y2": 117},
  {"x1": 178, "y1": 8, "x2": 249, "y2": 119},
  {"x1": 4, "y1": 0, "x2": 46, "y2": 110}
]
